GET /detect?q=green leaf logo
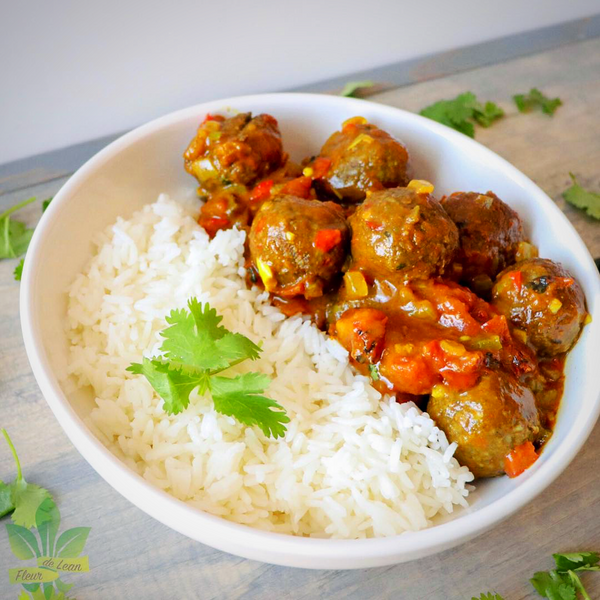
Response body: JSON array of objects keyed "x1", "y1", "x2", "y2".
[
  {"x1": 36, "y1": 499, "x2": 60, "y2": 558},
  {"x1": 55, "y1": 527, "x2": 91, "y2": 558},
  {"x1": 6, "y1": 524, "x2": 41, "y2": 560}
]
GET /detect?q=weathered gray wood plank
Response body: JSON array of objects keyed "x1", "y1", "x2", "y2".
[{"x1": 0, "y1": 34, "x2": 599, "y2": 600}]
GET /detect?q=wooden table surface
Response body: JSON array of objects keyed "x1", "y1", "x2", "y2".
[{"x1": 1, "y1": 34, "x2": 600, "y2": 600}]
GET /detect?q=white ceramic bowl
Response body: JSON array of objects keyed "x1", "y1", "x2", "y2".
[{"x1": 21, "y1": 93, "x2": 600, "y2": 569}]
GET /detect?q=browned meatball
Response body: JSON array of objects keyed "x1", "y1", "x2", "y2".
[
  {"x1": 492, "y1": 258, "x2": 587, "y2": 355},
  {"x1": 313, "y1": 117, "x2": 410, "y2": 203},
  {"x1": 441, "y1": 191, "x2": 526, "y2": 289},
  {"x1": 249, "y1": 195, "x2": 349, "y2": 299},
  {"x1": 184, "y1": 113, "x2": 285, "y2": 192},
  {"x1": 427, "y1": 370, "x2": 541, "y2": 478},
  {"x1": 349, "y1": 187, "x2": 458, "y2": 280}
]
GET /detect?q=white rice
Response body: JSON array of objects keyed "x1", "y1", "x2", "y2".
[{"x1": 66, "y1": 194, "x2": 474, "y2": 538}]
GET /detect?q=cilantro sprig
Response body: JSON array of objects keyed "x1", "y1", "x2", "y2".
[
  {"x1": 419, "y1": 92, "x2": 504, "y2": 138},
  {"x1": 0, "y1": 196, "x2": 37, "y2": 260},
  {"x1": 562, "y1": 173, "x2": 600, "y2": 220},
  {"x1": 475, "y1": 551, "x2": 600, "y2": 600},
  {"x1": 1, "y1": 195, "x2": 53, "y2": 280},
  {"x1": 340, "y1": 80, "x2": 375, "y2": 98},
  {"x1": 128, "y1": 299, "x2": 290, "y2": 438},
  {"x1": 513, "y1": 88, "x2": 562, "y2": 116},
  {"x1": 0, "y1": 429, "x2": 52, "y2": 528},
  {"x1": 531, "y1": 552, "x2": 600, "y2": 599}
]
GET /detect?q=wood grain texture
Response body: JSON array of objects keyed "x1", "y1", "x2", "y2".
[{"x1": 0, "y1": 36, "x2": 599, "y2": 600}]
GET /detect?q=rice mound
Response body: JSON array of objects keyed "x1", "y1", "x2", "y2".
[{"x1": 66, "y1": 194, "x2": 474, "y2": 538}]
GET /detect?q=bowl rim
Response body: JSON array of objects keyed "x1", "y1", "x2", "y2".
[{"x1": 20, "y1": 92, "x2": 600, "y2": 568}]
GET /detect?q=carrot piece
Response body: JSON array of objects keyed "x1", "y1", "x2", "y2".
[
  {"x1": 314, "y1": 229, "x2": 342, "y2": 252},
  {"x1": 508, "y1": 270, "x2": 522, "y2": 292},
  {"x1": 504, "y1": 441, "x2": 538, "y2": 478},
  {"x1": 312, "y1": 157, "x2": 332, "y2": 179},
  {"x1": 250, "y1": 179, "x2": 274, "y2": 203},
  {"x1": 280, "y1": 175, "x2": 313, "y2": 199}
]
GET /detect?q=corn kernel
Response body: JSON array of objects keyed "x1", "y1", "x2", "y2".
[
  {"x1": 256, "y1": 258, "x2": 276, "y2": 291},
  {"x1": 344, "y1": 271, "x2": 369, "y2": 299},
  {"x1": 584, "y1": 313, "x2": 593, "y2": 325},
  {"x1": 431, "y1": 384, "x2": 445, "y2": 399},
  {"x1": 394, "y1": 343, "x2": 415, "y2": 355},
  {"x1": 515, "y1": 241, "x2": 539, "y2": 262},
  {"x1": 342, "y1": 116, "x2": 367, "y2": 128},
  {"x1": 440, "y1": 340, "x2": 466, "y2": 356},
  {"x1": 459, "y1": 335, "x2": 471, "y2": 342},
  {"x1": 302, "y1": 167, "x2": 314, "y2": 178},
  {"x1": 513, "y1": 329, "x2": 528, "y2": 344},
  {"x1": 285, "y1": 231, "x2": 295, "y2": 241},
  {"x1": 549, "y1": 298, "x2": 562, "y2": 314},
  {"x1": 348, "y1": 133, "x2": 374, "y2": 150},
  {"x1": 407, "y1": 179, "x2": 434, "y2": 194}
]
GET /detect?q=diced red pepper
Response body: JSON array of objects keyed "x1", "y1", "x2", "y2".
[
  {"x1": 280, "y1": 176, "x2": 313, "y2": 199},
  {"x1": 201, "y1": 113, "x2": 224, "y2": 125},
  {"x1": 250, "y1": 179, "x2": 274, "y2": 203},
  {"x1": 508, "y1": 270, "x2": 522, "y2": 292},
  {"x1": 199, "y1": 216, "x2": 229, "y2": 238},
  {"x1": 504, "y1": 441, "x2": 538, "y2": 478},
  {"x1": 482, "y1": 314, "x2": 510, "y2": 340},
  {"x1": 314, "y1": 229, "x2": 342, "y2": 252},
  {"x1": 366, "y1": 221, "x2": 383, "y2": 231},
  {"x1": 312, "y1": 157, "x2": 332, "y2": 179}
]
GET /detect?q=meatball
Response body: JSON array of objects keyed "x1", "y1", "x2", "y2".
[
  {"x1": 249, "y1": 195, "x2": 349, "y2": 299},
  {"x1": 492, "y1": 258, "x2": 587, "y2": 355},
  {"x1": 184, "y1": 113, "x2": 285, "y2": 192},
  {"x1": 427, "y1": 370, "x2": 541, "y2": 478},
  {"x1": 441, "y1": 191, "x2": 526, "y2": 287},
  {"x1": 314, "y1": 117, "x2": 410, "y2": 202},
  {"x1": 349, "y1": 187, "x2": 458, "y2": 280}
]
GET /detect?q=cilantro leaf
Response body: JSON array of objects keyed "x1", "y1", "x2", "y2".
[
  {"x1": 471, "y1": 594, "x2": 504, "y2": 600},
  {"x1": 562, "y1": 173, "x2": 600, "y2": 220},
  {"x1": 127, "y1": 358, "x2": 207, "y2": 414},
  {"x1": 211, "y1": 373, "x2": 290, "y2": 439},
  {"x1": 160, "y1": 299, "x2": 261, "y2": 372},
  {"x1": 513, "y1": 88, "x2": 562, "y2": 116},
  {"x1": 554, "y1": 552, "x2": 600, "y2": 572},
  {"x1": 473, "y1": 101, "x2": 505, "y2": 127},
  {"x1": 0, "y1": 429, "x2": 53, "y2": 528},
  {"x1": 531, "y1": 570, "x2": 577, "y2": 600},
  {"x1": 14, "y1": 258, "x2": 24, "y2": 281},
  {"x1": 129, "y1": 300, "x2": 288, "y2": 437},
  {"x1": 42, "y1": 197, "x2": 53, "y2": 212},
  {"x1": 340, "y1": 80, "x2": 375, "y2": 98},
  {"x1": 11, "y1": 480, "x2": 51, "y2": 529},
  {"x1": 0, "y1": 196, "x2": 37, "y2": 259},
  {"x1": 0, "y1": 480, "x2": 15, "y2": 517},
  {"x1": 419, "y1": 92, "x2": 503, "y2": 138}
]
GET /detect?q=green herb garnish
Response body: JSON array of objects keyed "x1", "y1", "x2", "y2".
[
  {"x1": 513, "y1": 88, "x2": 562, "y2": 116},
  {"x1": 0, "y1": 196, "x2": 37, "y2": 260},
  {"x1": 475, "y1": 551, "x2": 600, "y2": 600},
  {"x1": 562, "y1": 173, "x2": 600, "y2": 220},
  {"x1": 419, "y1": 92, "x2": 504, "y2": 138},
  {"x1": 340, "y1": 80, "x2": 375, "y2": 98},
  {"x1": 42, "y1": 197, "x2": 53, "y2": 212},
  {"x1": 13, "y1": 258, "x2": 24, "y2": 281},
  {"x1": 368, "y1": 364, "x2": 380, "y2": 381},
  {"x1": 0, "y1": 429, "x2": 52, "y2": 528},
  {"x1": 128, "y1": 299, "x2": 289, "y2": 438}
]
